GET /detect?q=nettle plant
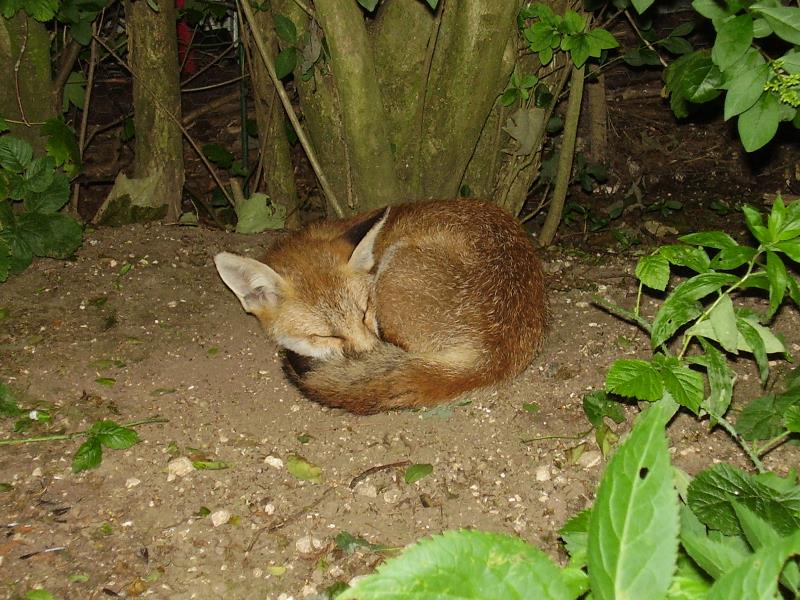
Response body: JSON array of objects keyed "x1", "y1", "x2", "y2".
[
  {"x1": 604, "y1": 194, "x2": 800, "y2": 471},
  {"x1": 0, "y1": 117, "x2": 83, "y2": 282}
]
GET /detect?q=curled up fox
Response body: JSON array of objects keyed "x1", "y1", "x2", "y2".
[{"x1": 214, "y1": 199, "x2": 548, "y2": 414}]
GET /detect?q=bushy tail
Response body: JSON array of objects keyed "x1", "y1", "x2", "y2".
[{"x1": 283, "y1": 342, "x2": 483, "y2": 414}]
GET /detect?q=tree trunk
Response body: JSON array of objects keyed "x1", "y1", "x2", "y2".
[
  {"x1": 241, "y1": 11, "x2": 300, "y2": 228},
  {"x1": 0, "y1": 12, "x2": 55, "y2": 151},
  {"x1": 109, "y1": 0, "x2": 184, "y2": 223}
]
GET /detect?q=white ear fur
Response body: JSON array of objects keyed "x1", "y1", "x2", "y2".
[
  {"x1": 348, "y1": 207, "x2": 390, "y2": 273},
  {"x1": 214, "y1": 252, "x2": 285, "y2": 313}
]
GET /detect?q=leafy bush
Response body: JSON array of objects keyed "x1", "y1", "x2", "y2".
[
  {"x1": 339, "y1": 399, "x2": 800, "y2": 599},
  {"x1": 0, "y1": 117, "x2": 83, "y2": 282}
]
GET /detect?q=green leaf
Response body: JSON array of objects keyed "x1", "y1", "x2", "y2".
[
  {"x1": 26, "y1": 591, "x2": 56, "y2": 600},
  {"x1": 688, "y1": 463, "x2": 800, "y2": 537},
  {"x1": 709, "y1": 245, "x2": 757, "y2": 270},
  {"x1": 631, "y1": 0, "x2": 655, "y2": 14},
  {"x1": 736, "y1": 392, "x2": 798, "y2": 440},
  {"x1": 404, "y1": 463, "x2": 433, "y2": 484},
  {"x1": 765, "y1": 250, "x2": 788, "y2": 317},
  {"x1": 751, "y1": 5, "x2": 800, "y2": 44},
  {"x1": 560, "y1": 509, "x2": 591, "y2": 563},
  {"x1": 275, "y1": 47, "x2": 298, "y2": 79},
  {"x1": 273, "y1": 13, "x2": 297, "y2": 45},
  {"x1": 635, "y1": 254, "x2": 670, "y2": 290},
  {"x1": 659, "y1": 244, "x2": 710, "y2": 273},
  {"x1": 583, "y1": 390, "x2": 625, "y2": 429},
  {"x1": 587, "y1": 399, "x2": 680, "y2": 600},
  {"x1": 659, "y1": 36, "x2": 693, "y2": 55},
  {"x1": 653, "y1": 355, "x2": 704, "y2": 413},
  {"x1": 338, "y1": 530, "x2": 572, "y2": 599},
  {"x1": 73, "y1": 437, "x2": 102, "y2": 472},
  {"x1": 707, "y1": 294, "x2": 738, "y2": 353},
  {"x1": 19, "y1": 0, "x2": 58, "y2": 21},
  {"x1": 286, "y1": 454, "x2": 322, "y2": 483},
  {"x1": 707, "y1": 530, "x2": 800, "y2": 599},
  {"x1": 15, "y1": 212, "x2": 82, "y2": 259},
  {"x1": 664, "y1": 50, "x2": 722, "y2": 118},
  {"x1": 698, "y1": 337, "x2": 734, "y2": 418},
  {"x1": 679, "y1": 230, "x2": 738, "y2": 249},
  {"x1": 201, "y1": 143, "x2": 233, "y2": 169},
  {"x1": 234, "y1": 193, "x2": 286, "y2": 234},
  {"x1": 784, "y1": 405, "x2": 800, "y2": 433},
  {"x1": 605, "y1": 359, "x2": 663, "y2": 401},
  {"x1": 90, "y1": 420, "x2": 141, "y2": 449},
  {"x1": 356, "y1": 0, "x2": 379, "y2": 11},
  {"x1": 736, "y1": 316, "x2": 769, "y2": 383},
  {"x1": 0, "y1": 135, "x2": 33, "y2": 172},
  {"x1": 738, "y1": 91, "x2": 781, "y2": 152},
  {"x1": 23, "y1": 172, "x2": 70, "y2": 213},
  {"x1": 692, "y1": 0, "x2": 732, "y2": 20},
  {"x1": 680, "y1": 507, "x2": 750, "y2": 580},
  {"x1": 0, "y1": 237, "x2": 10, "y2": 282},
  {"x1": 711, "y1": 14, "x2": 753, "y2": 71},
  {"x1": 724, "y1": 64, "x2": 770, "y2": 120},
  {"x1": 42, "y1": 118, "x2": 81, "y2": 178}
]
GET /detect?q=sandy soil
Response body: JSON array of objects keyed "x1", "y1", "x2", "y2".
[{"x1": 1, "y1": 222, "x2": 798, "y2": 599}]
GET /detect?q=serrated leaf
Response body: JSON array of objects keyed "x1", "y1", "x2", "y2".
[
  {"x1": 583, "y1": 390, "x2": 625, "y2": 429},
  {"x1": 587, "y1": 399, "x2": 679, "y2": 600},
  {"x1": 338, "y1": 530, "x2": 572, "y2": 599},
  {"x1": 560, "y1": 508, "x2": 591, "y2": 562},
  {"x1": 0, "y1": 136, "x2": 33, "y2": 172},
  {"x1": 605, "y1": 359, "x2": 663, "y2": 401},
  {"x1": 688, "y1": 463, "x2": 800, "y2": 537},
  {"x1": 654, "y1": 355, "x2": 704, "y2": 413},
  {"x1": 680, "y1": 506, "x2": 750, "y2": 580},
  {"x1": 659, "y1": 244, "x2": 711, "y2": 273},
  {"x1": 738, "y1": 91, "x2": 781, "y2": 152},
  {"x1": 90, "y1": 421, "x2": 140, "y2": 449},
  {"x1": 286, "y1": 454, "x2": 322, "y2": 483},
  {"x1": 42, "y1": 118, "x2": 81, "y2": 178},
  {"x1": 636, "y1": 254, "x2": 670, "y2": 290},
  {"x1": 404, "y1": 463, "x2": 433, "y2": 484},
  {"x1": 73, "y1": 437, "x2": 102, "y2": 472},
  {"x1": 710, "y1": 245, "x2": 757, "y2": 270},
  {"x1": 737, "y1": 391, "x2": 798, "y2": 440},
  {"x1": 706, "y1": 530, "x2": 800, "y2": 599}
]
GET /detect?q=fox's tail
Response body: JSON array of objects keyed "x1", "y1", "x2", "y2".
[{"x1": 283, "y1": 342, "x2": 486, "y2": 414}]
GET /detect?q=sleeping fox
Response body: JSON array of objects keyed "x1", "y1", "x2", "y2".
[{"x1": 214, "y1": 199, "x2": 548, "y2": 414}]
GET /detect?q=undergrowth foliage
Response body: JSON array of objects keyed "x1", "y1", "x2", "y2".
[{"x1": 336, "y1": 198, "x2": 800, "y2": 599}]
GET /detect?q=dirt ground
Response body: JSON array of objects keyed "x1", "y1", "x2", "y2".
[{"x1": 1, "y1": 215, "x2": 799, "y2": 599}]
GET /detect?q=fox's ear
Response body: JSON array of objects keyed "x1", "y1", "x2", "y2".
[
  {"x1": 346, "y1": 207, "x2": 390, "y2": 273},
  {"x1": 214, "y1": 252, "x2": 285, "y2": 313}
]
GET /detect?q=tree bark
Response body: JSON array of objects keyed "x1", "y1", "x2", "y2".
[
  {"x1": 242, "y1": 10, "x2": 300, "y2": 228},
  {"x1": 121, "y1": 0, "x2": 184, "y2": 222},
  {"x1": 0, "y1": 12, "x2": 55, "y2": 151}
]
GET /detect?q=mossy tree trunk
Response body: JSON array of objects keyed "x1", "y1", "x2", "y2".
[
  {"x1": 115, "y1": 0, "x2": 185, "y2": 223},
  {"x1": 0, "y1": 12, "x2": 55, "y2": 151},
  {"x1": 251, "y1": 0, "x2": 555, "y2": 217}
]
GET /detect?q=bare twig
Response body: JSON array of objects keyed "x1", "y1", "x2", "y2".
[
  {"x1": 246, "y1": 488, "x2": 334, "y2": 553},
  {"x1": 349, "y1": 460, "x2": 412, "y2": 489}
]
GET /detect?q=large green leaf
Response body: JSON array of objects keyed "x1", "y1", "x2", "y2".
[
  {"x1": 0, "y1": 135, "x2": 33, "y2": 172},
  {"x1": 15, "y1": 211, "x2": 82, "y2": 258},
  {"x1": 711, "y1": 14, "x2": 753, "y2": 71},
  {"x1": 234, "y1": 193, "x2": 286, "y2": 234},
  {"x1": 738, "y1": 91, "x2": 781, "y2": 152},
  {"x1": 688, "y1": 464, "x2": 800, "y2": 537},
  {"x1": 605, "y1": 359, "x2": 663, "y2": 401},
  {"x1": 751, "y1": 5, "x2": 800, "y2": 44},
  {"x1": 338, "y1": 530, "x2": 572, "y2": 599},
  {"x1": 653, "y1": 355, "x2": 704, "y2": 413},
  {"x1": 723, "y1": 63, "x2": 770, "y2": 120},
  {"x1": 636, "y1": 254, "x2": 670, "y2": 291},
  {"x1": 697, "y1": 338, "x2": 734, "y2": 419},
  {"x1": 587, "y1": 399, "x2": 680, "y2": 600}
]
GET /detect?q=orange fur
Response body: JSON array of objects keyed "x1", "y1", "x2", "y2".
[{"x1": 215, "y1": 199, "x2": 548, "y2": 414}]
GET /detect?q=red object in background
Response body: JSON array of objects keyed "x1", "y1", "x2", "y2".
[{"x1": 176, "y1": 0, "x2": 197, "y2": 75}]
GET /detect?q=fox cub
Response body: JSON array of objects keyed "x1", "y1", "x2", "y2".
[{"x1": 214, "y1": 199, "x2": 547, "y2": 414}]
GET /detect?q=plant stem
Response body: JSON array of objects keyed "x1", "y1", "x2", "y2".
[
  {"x1": 592, "y1": 294, "x2": 652, "y2": 334},
  {"x1": 0, "y1": 416, "x2": 168, "y2": 446},
  {"x1": 706, "y1": 410, "x2": 765, "y2": 472},
  {"x1": 755, "y1": 431, "x2": 791, "y2": 459}
]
